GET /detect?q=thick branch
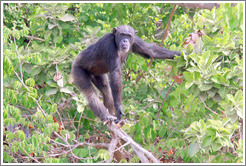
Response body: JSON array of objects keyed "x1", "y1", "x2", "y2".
[
  {"x1": 175, "y1": 3, "x2": 237, "y2": 10},
  {"x1": 107, "y1": 123, "x2": 160, "y2": 163}
]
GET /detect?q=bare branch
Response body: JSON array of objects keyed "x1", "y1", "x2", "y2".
[
  {"x1": 26, "y1": 35, "x2": 53, "y2": 44},
  {"x1": 160, "y1": 4, "x2": 177, "y2": 45},
  {"x1": 20, "y1": 145, "x2": 40, "y2": 163},
  {"x1": 13, "y1": 36, "x2": 23, "y2": 81},
  {"x1": 175, "y1": 3, "x2": 221, "y2": 10},
  {"x1": 157, "y1": 81, "x2": 175, "y2": 120},
  {"x1": 107, "y1": 123, "x2": 160, "y2": 163},
  {"x1": 199, "y1": 96, "x2": 217, "y2": 114},
  {"x1": 107, "y1": 132, "x2": 118, "y2": 163},
  {"x1": 175, "y1": 3, "x2": 237, "y2": 10}
]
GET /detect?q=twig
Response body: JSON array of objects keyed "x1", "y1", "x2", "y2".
[
  {"x1": 157, "y1": 81, "x2": 175, "y2": 120},
  {"x1": 160, "y1": 4, "x2": 177, "y2": 46},
  {"x1": 114, "y1": 141, "x2": 130, "y2": 153},
  {"x1": 26, "y1": 35, "x2": 53, "y2": 44},
  {"x1": 10, "y1": 104, "x2": 35, "y2": 114},
  {"x1": 199, "y1": 96, "x2": 217, "y2": 114},
  {"x1": 141, "y1": 87, "x2": 166, "y2": 111},
  {"x1": 135, "y1": 58, "x2": 154, "y2": 84},
  {"x1": 77, "y1": 112, "x2": 83, "y2": 139},
  {"x1": 53, "y1": 131, "x2": 70, "y2": 145},
  {"x1": 20, "y1": 145, "x2": 40, "y2": 163},
  {"x1": 183, "y1": 7, "x2": 196, "y2": 26},
  {"x1": 170, "y1": 126, "x2": 184, "y2": 133},
  {"x1": 57, "y1": 95, "x2": 74, "y2": 111},
  {"x1": 147, "y1": 70, "x2": 158, "y2": 81},
  {"x1": 13, "y1": 35, "x2": 23, "y2": 81},
  {"x1": 14, "y1": 71, "x2": 47, "y2": 118},
  {"x1": 25, "y1": 35, "x2": 33, "y2": 50},
  {"x1": 47, "y1": 144, "x2": 78, "y2": 157}
]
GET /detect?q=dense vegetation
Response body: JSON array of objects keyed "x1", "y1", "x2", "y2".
[{"x1": 2, "y1": 3, "x2": 244, "y2": 163}]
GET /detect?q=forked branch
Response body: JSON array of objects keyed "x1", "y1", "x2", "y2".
[{"x1": 106, "y1": 122, "x2": 160, "y2": 163}]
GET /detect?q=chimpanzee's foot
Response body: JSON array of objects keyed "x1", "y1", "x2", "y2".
[
  {"x1": 116, "y1": 105, "x2": 125, "y2": 121},
  {"x1": 103, "y1": 115, "x2": 117, "y2": 123}
]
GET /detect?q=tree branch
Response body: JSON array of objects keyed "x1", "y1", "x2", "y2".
[
  {"x1": 160, "y1": 4, "x2": 177, "y2": 46},
  {"x1": 157, "y1": 81, "x2": 175, "y2": 120},
  {"x1": 199, "y1": 96, "x2": 217, "y2": 114},
  {"x1": 26, "y1": 35, "x2": 53, "y2": 44},
  {"x1": 107, "y1": 123, "x2": 160, "y2": 163}
]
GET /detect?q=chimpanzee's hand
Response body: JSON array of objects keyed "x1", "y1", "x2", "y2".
[{"x1": 116, "y1": 105, "x2": 124, "y2": 121}]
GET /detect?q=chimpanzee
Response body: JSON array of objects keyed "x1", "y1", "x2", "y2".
[{"x1": 72, "y1": 25, "x2": 181, "y2": 123}]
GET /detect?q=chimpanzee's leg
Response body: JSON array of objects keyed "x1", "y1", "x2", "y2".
[
  {"x1": 72, "y1": 65, "x2": 117, "y2": 122},
  {"x1": 91, "y1": 74, "x2": 116, "y2": 116}
]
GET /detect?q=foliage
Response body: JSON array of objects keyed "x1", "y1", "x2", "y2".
[{"x1": 2, "y1": 3, "x2": 244, "y2": 163}]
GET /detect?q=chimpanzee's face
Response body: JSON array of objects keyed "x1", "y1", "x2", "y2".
[
  {"x1": 113, "y1": 25, "x2": 136, "y2": 53},
  {"x1": 117, "y1": 32, "x2": 132, "y2": 52}
]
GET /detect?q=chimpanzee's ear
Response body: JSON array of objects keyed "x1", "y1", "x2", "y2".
[
  {"x1": 135, "y1": 30, "x2": 138, "y2": 34},
  {"x1": 113, "y1": 27, "x2": 117, "y2": 34}
]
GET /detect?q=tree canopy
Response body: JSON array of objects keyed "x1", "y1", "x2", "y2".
[{"x1": 2, "y1": 3, "x2": 244, "y2": 163}]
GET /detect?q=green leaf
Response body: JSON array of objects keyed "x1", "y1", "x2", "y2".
[
  {"x1": 79, "y1": 148, "x2": 88, "y2": 158},
  {"x1": 203, "y1": 35, "x2": 213, "y2": 44},
  {"x1": 13, "y1": 81, "x2": 22, "y2": 90},
  {"x1": 188, "y1": 142, "x2": 200, "y2": 157},
  {"x1": 187, "y1": 66, "x2": 200, "y2": 73},
  {"x1": 16, "y1": 130, "x2": 26, "y2": 141},
  {"x1": 48, "y1": 23, "x2": 56, "y2": 29},
  {"x1": 45, "y1": 88, "x2": 58, "y2": 96},
  {"x1": 56, "y1": 36, "x2": 63, "y2": 44},
  {"x1": 186, "y1": 44, "x2": 193, "y2": 55},
  {"x1": 227, "y1": 94, "x2": 235, "y2": 103},
  {"x1": 158, "y1": 125, "x2": 166, "y2": 138},
  {"x1": 84, "y1": 133, "x2": 89, "y2": 139},
  {"x1": 198, "y1": 83, "x2": 212, "y2": 91},
  {"x1": 211, "y1": 75, "x2": 221, "y2": 84},
  {"x1": 165, "y1": 59, "x2": 177, "y2": 67},
  {"x1": 135, "y1": 123, "x2": 141, "y2": 134},
  {"x1": 25, "y1": 78, "x2": 35, "y2": 87},
  {"x1": 60, "y1": 87, "x2": 73, "y2": 94},
  {"x1": 185, "y1": 82, "x2": 194, "y2": 89},
  {"x1": 129, "y1": 155, "x2": 140, "y2": 163},
  {"x1": 183, "y1": 72, "x2": 194, "y2": 82},
  {"x1": 60, "y1": 13, "x2": 76, "y2": 22},
  {"x1": 189, "y1": 53, "x2": 200, "y2": 64},
  {"x1": 140, "y1": 116, "x2": 149, "y2": 126},
  {"x1": 3, "y1": 151, "x2": 13, "y2": 163},
  {"x1": 3, "y1": 56, "x2": 14, "y2": 76},
  {"x1": 6, "y1": 132, "x2": 16, "y2": 142},
  {"x1": 151, "y1": 129, "x2": 157, "y2": 141},
  {"x1": 77, "y1": 104, "x2": 84, "y2": 113},
  {"x1": 202, "y1": 136, "x2": 211, "y2": 147},
  {"x1": 235, "y1": 90, "x2": 243, "y2": 101},
  {"x1": 212, "y1": 143, "x2": 222, "y2": 152}
]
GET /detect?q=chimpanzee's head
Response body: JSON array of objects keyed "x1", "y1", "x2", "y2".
[{"x1": 113, "y1": 25, "x2": 137, "y2": 53}]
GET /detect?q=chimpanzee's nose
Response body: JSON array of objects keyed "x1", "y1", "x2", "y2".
[{"x1": 123, "y1": 39, "x2": 128, "y2": 43}]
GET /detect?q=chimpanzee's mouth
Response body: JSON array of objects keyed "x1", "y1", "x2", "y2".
[
  {"x1": 120, "y1": 47, "x2": 129, "y2": 53},
  {"x1": 121, "y1": 44, "x2": 129, "y2": 50}
]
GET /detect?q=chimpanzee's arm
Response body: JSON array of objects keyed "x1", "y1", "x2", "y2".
[{"x1": 132, "y1": 36, "x2": 181, "y2": 59}]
